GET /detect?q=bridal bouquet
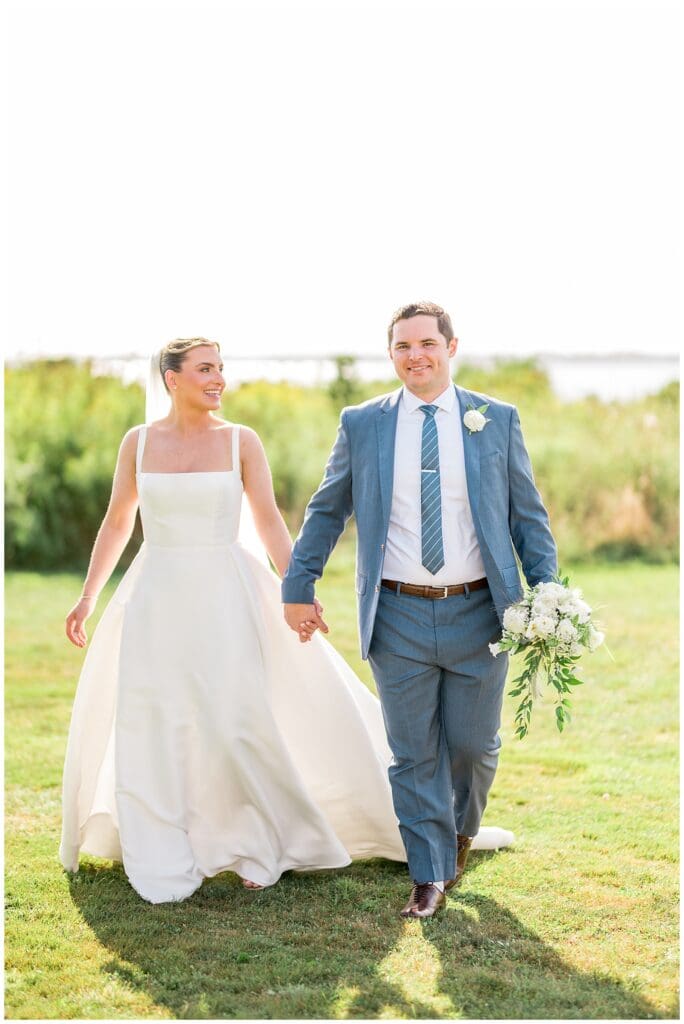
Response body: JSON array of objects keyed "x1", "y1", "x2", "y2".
[{"x1": 489, "y1": 573, "x2": 605, "y2": 739}]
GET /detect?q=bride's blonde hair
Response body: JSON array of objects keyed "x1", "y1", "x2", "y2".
[{"x1": 160, "y1": 338, "x2": 221, "y2": 393}]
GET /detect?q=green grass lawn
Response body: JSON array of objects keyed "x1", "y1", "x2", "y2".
[{"x1": 5, "y1": 545, "x2": 679, "y2": 1019}]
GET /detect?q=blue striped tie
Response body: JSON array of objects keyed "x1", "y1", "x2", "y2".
[{"x1": 420, "y1": 404, "x2": 445, "y2": 574}]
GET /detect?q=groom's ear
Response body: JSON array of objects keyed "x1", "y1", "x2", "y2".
[{"x1": 448, "y1": 337, "x2": 458, "y2": 357}]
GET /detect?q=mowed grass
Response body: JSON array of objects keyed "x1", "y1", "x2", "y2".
[{"x1": 5, "y1": 545, "x2": 679, "y2": 1019}]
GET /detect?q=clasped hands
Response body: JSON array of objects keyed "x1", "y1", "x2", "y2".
[{"x1": 283, "y1": 598, "x2": 329, "y2": 643}]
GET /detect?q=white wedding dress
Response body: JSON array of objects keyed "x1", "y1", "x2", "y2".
[{"x1": 60, "y1": 423, "x2": 513, "y2": 903}]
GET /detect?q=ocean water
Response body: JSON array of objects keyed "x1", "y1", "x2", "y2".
[{"x1": 538, "y1": 356, "x2": 678, "y2": 402}]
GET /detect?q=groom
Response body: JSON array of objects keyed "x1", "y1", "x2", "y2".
[{"x1": 282, "y1": 301, "x2": 557, "y2": 918}]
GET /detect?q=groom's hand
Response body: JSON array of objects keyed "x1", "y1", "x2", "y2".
[{"x1": 283, "y1": 600, "x2": 329, "y2": 643}]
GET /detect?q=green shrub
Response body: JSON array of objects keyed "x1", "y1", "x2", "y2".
[
  {"x1": 5, "y1": 361, "x2": 144, "y2": 569},
  {"x1": 519, "y1": 388, "x2": 679, "y2": 563}
]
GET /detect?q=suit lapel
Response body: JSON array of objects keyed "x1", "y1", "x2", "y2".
[
  {"x1": 455, "y1": 385, "x2": 480, "y2": 518},
  {"x1": 376, "y1": 388, "x2": 402, "y2": 527}
]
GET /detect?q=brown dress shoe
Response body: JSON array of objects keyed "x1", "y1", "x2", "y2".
[
  {"x1": 445, "y1": 834, "x2": 473, "y2": 891},
  {"x1": 400, "y1": 882, "x2": 446, "y2": 918}
]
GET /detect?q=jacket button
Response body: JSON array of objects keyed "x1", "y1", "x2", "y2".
[
  {"x1": 380, "y1": 543, "x2": 384, "y2": 550},
  {"x1": 375, "y1": 585, "x2": 379, "y2": 592}
]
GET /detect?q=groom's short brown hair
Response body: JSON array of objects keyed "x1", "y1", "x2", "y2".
[{"x1": 387, "y1": 301, "x2": 454, "y2": 347}]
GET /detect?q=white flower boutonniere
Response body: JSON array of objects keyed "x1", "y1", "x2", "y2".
[{"x1": 463, "y1": 403, "x2": 490, "y2": 434}]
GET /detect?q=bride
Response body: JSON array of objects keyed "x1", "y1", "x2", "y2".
[{"x1": 61, "y1": 338, "x2": 511, "y2": 904}]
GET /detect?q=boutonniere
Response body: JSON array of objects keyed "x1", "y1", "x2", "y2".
[{"x1": 463, "y1": 403, "x2": 491, "y2": 434}]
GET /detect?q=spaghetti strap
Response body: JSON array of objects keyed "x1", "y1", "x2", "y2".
[
  {"x1": 135, "y1": 425, "x2": 147, "y2": 477},
  {"x1": 231, "y1": 424, "x2": 241, "y2": 478}
]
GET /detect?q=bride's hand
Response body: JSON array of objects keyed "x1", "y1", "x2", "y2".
[{"x1": 65, "y1": 596, "x2": 96, "y2": 648}]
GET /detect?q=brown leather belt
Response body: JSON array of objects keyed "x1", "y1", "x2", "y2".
[{"x1": 381, "y1": 577, "x2": 489, "y2": 600}]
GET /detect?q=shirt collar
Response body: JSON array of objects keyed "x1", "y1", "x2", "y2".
[{"x1": 401, "y1": 383, "x2": 455, "y2": 414}]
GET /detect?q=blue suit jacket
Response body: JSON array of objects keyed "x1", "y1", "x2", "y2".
[{"x1": 282, "y1": 384, "x2": 557, "y2": 660}]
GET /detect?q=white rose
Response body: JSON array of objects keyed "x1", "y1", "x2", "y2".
[
  {"x1": 573, "y1": 599, "x2": 592, "y2": 624},
  {"x1": 526, "y1": 615, "x2": 556, "y2": 639},
  {"x1": 503, "y1": 605, "x2": 529, "y2": 635},
  {"x1": 556, "y1": 619, "x2": 578, "y2": 642},
  {"x1": 532, "y1": 596, "x2": 557, "y2": 618},
  {"x1": 464, "y1": 409, "x2": 487, "y2": 432},
  {"x1": 588, "y1": 628, "x2": 605, "y2": 651},
  {"x1": 489, "y1": 642, "x2": 501, "y2": 657},
  {"x1": 569, "y1": 641, "x2": 583, "y2": 656},
  {"x1": 536, "y1": 582, "x2": 566, "y2": 602},
  {"x1": 559, "y1": 599, "x2": 580, "y2": 618}
]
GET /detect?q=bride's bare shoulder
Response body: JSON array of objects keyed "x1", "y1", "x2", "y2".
[
  {"x1": 119, "y1": 424, "x2": 146, "y2": 450},
  {"x1": 232, "y1": 425, "x2": 265, "y2": 463},
  {"x1": 234, "y1": 424, "x2": 261, "y2": 443},
  {"x1": 110, "y1": 425, "x2": 146, "y2": 473}
]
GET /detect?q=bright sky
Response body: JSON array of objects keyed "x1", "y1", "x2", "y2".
[{"x1": 6, "y1": 0, "x2": 681, "y2": 360}]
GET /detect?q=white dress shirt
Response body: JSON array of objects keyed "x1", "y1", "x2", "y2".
[{"x1": 381, "y1": 385, "x2": 487, "y2": 585}]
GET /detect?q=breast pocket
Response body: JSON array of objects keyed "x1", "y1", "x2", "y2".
[{"x1": 480, "y1": 449, "x2": 504, "y2": 466}]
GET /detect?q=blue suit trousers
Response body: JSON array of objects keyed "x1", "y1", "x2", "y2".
[{"x1": 368, "y1": 584, "x2": 509, "y2": 884}]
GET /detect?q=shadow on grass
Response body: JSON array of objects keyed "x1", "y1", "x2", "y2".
[{"x1": 68, "y1": 851, "x2": 667, "y2": 1020}]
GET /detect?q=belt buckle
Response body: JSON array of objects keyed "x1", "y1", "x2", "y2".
[{"x1": 437, "y1": 586, "x2": 449, "y2": 600}]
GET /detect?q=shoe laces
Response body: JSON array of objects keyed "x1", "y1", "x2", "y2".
[{"x1": 412, "y1": 882, "x2": 436, "y2": 902}]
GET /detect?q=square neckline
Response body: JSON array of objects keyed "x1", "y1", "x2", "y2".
[{"x1": 136, "y1": 424, "x2": 241, "y2": 477}]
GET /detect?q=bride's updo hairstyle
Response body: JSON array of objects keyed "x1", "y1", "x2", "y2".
[{"x1": 160, "y1": 338, "x2": 221, "y2": 393}]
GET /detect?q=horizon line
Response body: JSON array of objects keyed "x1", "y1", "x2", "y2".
[{"x1": 10, "y1": 350, "x2": 681, "y2": 364}]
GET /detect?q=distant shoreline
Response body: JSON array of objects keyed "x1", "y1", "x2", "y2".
[
  {"x1": 10, "y1": 351, "x2": 680, "y2": 365},
  {"x1": 8, "y1": 351, "x2": 679, "y2": 402}
]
